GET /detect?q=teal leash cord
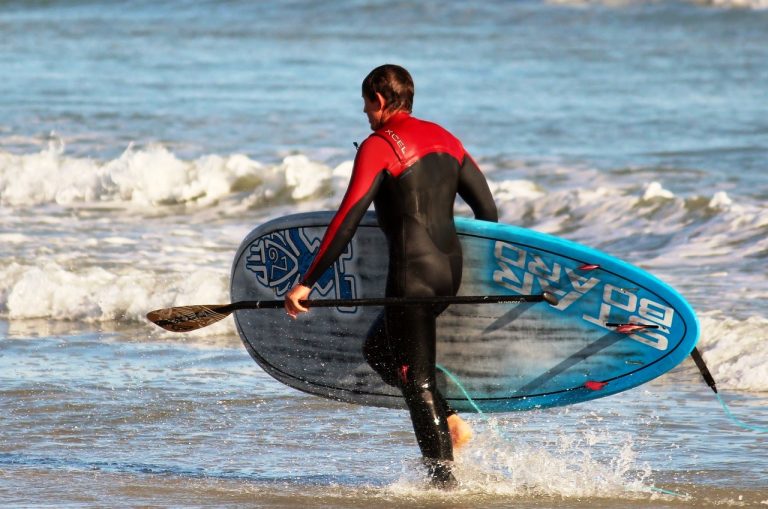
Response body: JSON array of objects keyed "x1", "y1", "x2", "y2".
[
  {"x1": 436, "y1": 363, "x2": 484, "y2": 415},
  {"x1": 715, "y1": 393, "x2": 768, "y2": 433}
]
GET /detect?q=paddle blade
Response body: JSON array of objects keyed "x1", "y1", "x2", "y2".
[{"x1": 146, "y1": 305, "x2": 232, "y2": 332}]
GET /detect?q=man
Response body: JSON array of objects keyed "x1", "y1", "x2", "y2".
[{"x1": 285, "y1": 64, "x2": 498, "y2": 488}]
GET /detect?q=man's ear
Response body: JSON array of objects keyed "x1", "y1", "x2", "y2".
[{"x1": 374, "y1": 92, "x2": 387, "y2": 112}]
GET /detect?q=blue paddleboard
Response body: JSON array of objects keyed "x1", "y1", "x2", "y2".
[{"x1": 231, "y1": 212, "x2": 700, "y2": 413}]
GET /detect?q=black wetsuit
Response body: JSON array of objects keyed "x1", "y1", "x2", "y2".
[{"x1": 301, "y1": 112, "x2": 497, "y2": 484}]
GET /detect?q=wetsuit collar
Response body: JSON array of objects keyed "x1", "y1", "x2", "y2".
[{"x1": 380, "y1": 111, "x2": 411, "y2": 129}]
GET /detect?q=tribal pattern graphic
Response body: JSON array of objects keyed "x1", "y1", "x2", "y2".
[{"x1": 245, "y1": 227, "x2": 357, "y2": 310}]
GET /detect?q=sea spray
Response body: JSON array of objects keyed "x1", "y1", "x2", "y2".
[{"x1": 386, "y1": 413, "x2": 655, "y2": 499}]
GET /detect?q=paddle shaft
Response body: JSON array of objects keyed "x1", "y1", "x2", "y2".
[{"x1": 225, "y1": 292, "x2": 553, "y2": 312}]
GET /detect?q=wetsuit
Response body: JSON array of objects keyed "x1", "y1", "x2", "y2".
[{"x1": 300, "y1": 112, "x2": 497, "y2": 484}]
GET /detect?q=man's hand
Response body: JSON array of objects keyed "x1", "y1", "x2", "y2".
[{"x1": 284, "y1": 284, "x2": 311, "y2": 319}]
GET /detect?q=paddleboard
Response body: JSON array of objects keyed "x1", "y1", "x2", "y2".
[{"x1": 231, "y1": 211, "x2": 699, "y2": 413}]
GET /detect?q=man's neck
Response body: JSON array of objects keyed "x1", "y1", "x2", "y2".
[{"x1": 378, "y1": 110, "x2": 410, "y2": 129}]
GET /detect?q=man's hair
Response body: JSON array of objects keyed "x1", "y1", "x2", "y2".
[{"x1": 362, "y1": 64, "x2": 414, "y2": 113}]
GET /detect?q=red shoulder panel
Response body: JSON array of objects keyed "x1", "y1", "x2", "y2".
[{"x1": 372, "y1": 114, "x2": 465, "y2": 176}]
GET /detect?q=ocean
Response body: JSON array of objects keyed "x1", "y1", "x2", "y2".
[{"x1": 1, "y1": 0, "x2": 766, "y2": 507}]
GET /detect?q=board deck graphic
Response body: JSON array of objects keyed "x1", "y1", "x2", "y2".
[{"x1": 231, "y1": 212, "x2": 700, "y2": 413}]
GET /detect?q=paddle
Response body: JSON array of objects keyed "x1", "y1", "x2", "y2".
[{"x1": 147, "y1": 291, "x2": 559, "y2": 333}]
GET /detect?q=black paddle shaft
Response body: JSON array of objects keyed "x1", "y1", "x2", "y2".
[{"x1": 228, "y1": 291, "x2": 558, "y2": 312}]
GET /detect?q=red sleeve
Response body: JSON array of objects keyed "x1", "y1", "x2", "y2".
[{"x1": 300, "y1": 136, "x2": 396, "y2": 287}]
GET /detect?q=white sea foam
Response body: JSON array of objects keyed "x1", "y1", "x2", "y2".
[
  {"x1": 642, "y1": 181, "x2": 675, "y2": 201},
  {"x1": 695, "y1": 0, "x2": 768, "y2": 9},
  {"x1": 698, "y1": 313, "x2": 768, "y2": 392},
  {"x1": 639, "y1": 190, "x2": 768, "y2": 268},
  {"x1": 493, "y1": 175, "x2": 767, "y2": 269},
  {"x1": 0, "y1": 144, "x2": 337, "y2": 209},
  {"x1": 0, "y1": 233, "x2": 28, "y2": 243},
  {"x1": 0, "y1": 262, "x2": 232, "y2": 336}
]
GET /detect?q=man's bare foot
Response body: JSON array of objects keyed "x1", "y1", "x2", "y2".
[
  {"x1": 447, "y1": 414, "x2": 473, "y2": 449},
  {"x1": 424, "y1": 459, "x2": 458, "y2": 490}
]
